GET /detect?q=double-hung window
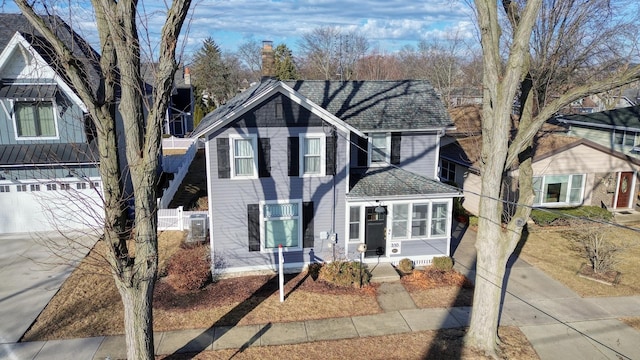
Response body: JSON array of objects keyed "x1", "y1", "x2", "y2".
[
  {"x1": 262, "y1": 201, "x2": 302, "y2": 250},
  {"x1": 300, "y1": 134, "x2": 325, "y2": 176},
  {"x1": 348, "y1": 206, "x2": 361, "y2": 242},
  {"x1": 440, "y1": 159, "x2": 456, "y2": 182},
  {"x1": 369, "y1": 133, "x2": 390, "y2": 165},
  {"x1": 230, "y1": 134, "x2": 257, "y2": 178},
  {"x1": 14, "y1": 101, "x2": 58, "y2": 139}
]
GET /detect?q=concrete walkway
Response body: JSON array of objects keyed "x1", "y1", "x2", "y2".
[{"x1": 3, "y1": 224, "x2": 640, "y2": 359}]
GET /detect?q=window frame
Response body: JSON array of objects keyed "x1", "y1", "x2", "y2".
[
  {"x1": 299, "y1": 133, "x2": 326, "y2": 177},
  {"x1": 12, "y1": 100, "x2": 60, "y2": 140},
  {"x1": 260, "y1": 199, "x2": 303, "y2": 252},
  {"x1": 440, "y1": 159, "x2": 456, "y2": 182},
  {"x1": 390, "y1": 201, "x2": 450, "y2": 240},
  {"x1": 532, "y1": 174, "x2": 585, "y2": 207},
  {"x1": 229, "y1": 134, "x2": 258, "y2": 179},
  {"x1": 368, "y1": 132, "x2": 391, "y2": 166},
  {"x1": 348, "y1": 206, "x2": 363, "y2": 243}
]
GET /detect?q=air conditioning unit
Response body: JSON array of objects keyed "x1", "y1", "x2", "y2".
[{"x1": 187, "y1": 214, "x2": 208, "y2": 243}]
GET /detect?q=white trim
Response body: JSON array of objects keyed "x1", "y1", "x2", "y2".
[
  {"x1": 613, "y1": 171, "x2": 636, "y2": 209},
  {"x1": 229, "y1": 134, "x2": 258, "y2": 179},
  {"x1": 532, "y1": 173, "x2": 586, "y2": 207},
  {"x1": 0, "y1": 32, "x2": 87, "y2": 112},
  {"x1": 11, "y1": 99, "x2": 60, "y2": 140},
  {"x1": 205, "y1": 143, "x2": 216, "y2": 267},
  {"x1": 368, "y1": 132, "x2": 391, "y2": 166},
  {"x1": 192, "y1": 81, "x2": 365, "y2": 139},
  {"x1": 299, "y1": 133, "x2": 326, "y2": 177},
  {"x1": 259, "y1": 199, "x2": 303, "y2": 253}
]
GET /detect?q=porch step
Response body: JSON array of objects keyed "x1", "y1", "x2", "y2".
[{"x1": 369, "y1": 262, "x2": 400, "y2": 283}]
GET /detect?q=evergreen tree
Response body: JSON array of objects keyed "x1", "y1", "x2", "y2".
[
  {"x1": 274, "y1": 43, "x2": 299, "y2": 80},
  {"x1": 192, "y1": 37, "x2": 234, "y2": 108}
]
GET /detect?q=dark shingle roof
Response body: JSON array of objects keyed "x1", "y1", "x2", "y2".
[
  {"x1": 193, "y1": 79, "x2": 452, "y2": 136},
  {"x1": 347, "y1": 167, "x2": 460, "y2": 198},
  {"x1": 0, "y1": 143, "x2": 98, "y2": 166},
  {"x1": 284, "y1": 80, "x2": 451, "y2": 131},
  {"x1": 0, "y1": 14, "x2": 102, "y2": 96},
  {"x1": 557, "y1": 106, "x2": 640, "y2": 130},
  {"x1": 0, "y1": 83, "x2": 57, "y2": 100}
]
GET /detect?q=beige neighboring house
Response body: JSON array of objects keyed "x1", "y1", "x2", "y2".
[{"x1": 440, "y1": 105, "x2": 640, "y2": 215}]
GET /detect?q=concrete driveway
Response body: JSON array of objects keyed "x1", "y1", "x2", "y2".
[{"x1": 0, "y1": 232, "x2": 98, "y2": 344}]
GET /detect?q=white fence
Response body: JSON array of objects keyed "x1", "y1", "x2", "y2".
[
  {"x1": 158, "y1": 139, "x2": 199, "y2": 209},
  {"x1": 162, "y1": 136, "x2": 198, "y2": 149},
  {"x1": 158, "y1": 206, "x2": 208, "y2": 231}
]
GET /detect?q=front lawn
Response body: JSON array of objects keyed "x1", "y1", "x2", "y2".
[{"x1": 519, "y1": 225, "x2": 640, "y2": 297}]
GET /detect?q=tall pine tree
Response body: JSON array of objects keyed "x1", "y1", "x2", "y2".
[{"x1": 274, "y1": 43, "x2": 299, "y2": 80}]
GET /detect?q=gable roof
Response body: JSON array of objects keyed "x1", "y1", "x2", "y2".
[
  {"x1": 284, "y1": 80, "x2": 452, "y2": 131},
  {"x1": 0, "y1": 14, "x2": 102, "y2": 99},
  {"x1": 447, "y1": 104, "x2": 565, "y2": 137},
  {"x1": 347, "y1": 167, "x2": 461, "y2": 199},
  {"x1": 192, "y1": 79, "x2": 452, "y2": 138},
  {"x1": 555, "y1": 105, "x2": 640, "y2": 131},
  {"x1": 441, "y1": 133, "x2": 640, "y2": 173}
]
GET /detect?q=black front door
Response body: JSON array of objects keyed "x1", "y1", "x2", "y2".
[{"x1": 364, "y1": 206, "x2": 386, "y2": 257}]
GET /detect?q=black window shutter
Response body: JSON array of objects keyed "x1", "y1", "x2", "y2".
[
  {"x1": 288, "y1": 137, "x2": 299, "y2": 176},
  {"x1": 247, "y1": 204, "x2": 260, "y2": 252},
  {"x1": 391, "y1": 133, "x2": 401, "y2": 165},
  {"x1": 217, "y1": 138, "x2": 230, "y2": 178},
  {"x1": 325, "y1": 134, "x2": 337, "y2": 175},
  {"x1": 258, "y1": 138, "x2": 271, "y2": 177},
  {"x1": 302, "y1": 201, "x2": 314, "y2": 248},
  {"x1": 357, "y1": 135, "x2": 368, "y2": 167}
]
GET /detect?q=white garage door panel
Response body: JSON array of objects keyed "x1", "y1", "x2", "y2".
[{"x1": 0, "y1": 180, "x2": 104, "y2": 234}]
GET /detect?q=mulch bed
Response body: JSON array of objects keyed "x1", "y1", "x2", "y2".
[
  {"x1": 154, "y1": 272, "x2": 377, "y2": 310},
  {"x1": 577, "y1": 264, "x2": 621, "y2": 286}
]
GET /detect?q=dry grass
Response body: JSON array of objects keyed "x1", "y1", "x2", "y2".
[
  {"x1": 519, "y1": 226, "x2": 640, "y2": 297},
  {"x1": 620, "y1": 317, "x2": 640, "y2": 331},
  {"x1": 402, "y1": 268, "x2": 474, "y2": 308},
  {"x1": 157, "y1": 327, "x2": 537, "y2": 360},
  {"x1": 162, "y1": 149, "x2": 188, "y2": 156},
  {"x1": 22, "y1": 231, "x2": 380, "y2": 341}
]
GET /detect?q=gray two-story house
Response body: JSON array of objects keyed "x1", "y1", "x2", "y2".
[
  {"x1": 192, "y1": 78, "x2": 461, "y2": 274},
  {"x1": 0, "y1": 14, "x2": 103, "y2": 233}
]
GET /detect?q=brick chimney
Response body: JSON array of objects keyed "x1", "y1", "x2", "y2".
[{"x1": 261, "y1": 40, "x2": 275, "y2": 80}]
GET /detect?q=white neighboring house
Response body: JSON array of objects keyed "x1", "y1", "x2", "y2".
[{"x1": 0, "y1": 15, "x2": 104, "y2": 234}]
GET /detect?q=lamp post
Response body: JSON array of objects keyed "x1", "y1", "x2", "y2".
[{"x1": 357, "y1": 243, "x2": 367, "y2": 288}]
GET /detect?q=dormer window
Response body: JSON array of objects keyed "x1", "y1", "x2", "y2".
[{"x1": 14, "y1": 101, "x2": 58, "y2": 139}]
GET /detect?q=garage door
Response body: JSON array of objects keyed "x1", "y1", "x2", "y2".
[{"x1": 0, "y1": 178, "x2": 104, "y2": 234}]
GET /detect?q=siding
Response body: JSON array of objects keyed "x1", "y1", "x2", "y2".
[
  {"x1": 0, "y1": 95, "x2": 87, "y2": 145},
  {"x1": 208, "y1": 124, "x2": 348, "y2": 270},
  {"x1": 396, "y1": 132, "x2": 439, "y2": 177}
]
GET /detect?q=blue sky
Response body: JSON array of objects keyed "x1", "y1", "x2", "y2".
[{"x1": 2, "y1": 0, "x2": 476, "y2": 59}]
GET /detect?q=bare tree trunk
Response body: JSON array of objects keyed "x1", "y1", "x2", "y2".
[{"x1": 15, "y1": 1, "x2": 192, "y2": 359}]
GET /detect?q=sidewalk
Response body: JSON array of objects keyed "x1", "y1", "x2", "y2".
[{"x1": 2, "y1": 224, "x2": 640, "y2": 359}]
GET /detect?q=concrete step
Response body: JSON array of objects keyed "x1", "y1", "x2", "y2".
[{"x1": 369, "y1": 262, "x2": 400, "y2": 283}]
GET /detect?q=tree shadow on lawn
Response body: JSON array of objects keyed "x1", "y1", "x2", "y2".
[{"x1": 161, "y1": 272, "x2": 303, "y2": 359}]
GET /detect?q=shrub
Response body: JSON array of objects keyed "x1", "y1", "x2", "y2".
[
  {"x1": 432, "y1": 256, "x2": 454, "y2": 272},
  {"x1": 307, "y1": 262, "x2": 323, "y2": 280},
  {"x1": 397, "y1": 258, "x2": 414, "y2": 274},
  {"x1": 468, "y1": 215, "x2": 478, "y2": 227},
  {"x1": 165, "y1": 244, "x2": 211, "y2": 292},
  {"x1": 319, "y1": 260, "x2": 370, "y2": 287},
  {"x1": 530, "y1": 206, "x2": 612, "y2": 227},
  {"x1": 573, "y1": 227, "x2": 631, "y2": 274}
]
